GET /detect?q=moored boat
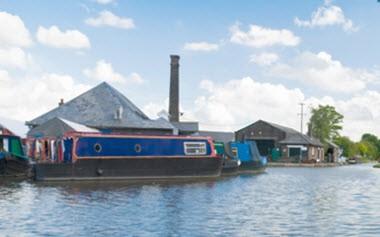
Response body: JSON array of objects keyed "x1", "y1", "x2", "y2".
[
  {"x1": 230, "y1": 141, "x2": 267, "y2": 173},
  {"x1": 33, "y1": 132, "x2": 222, "y2": 181},
  {"x1": 0, "y1": 134, "x2": 31, "y2": 178},
  {"x1": 214, "y1": 142, "x2": 240, "y2": 175}
]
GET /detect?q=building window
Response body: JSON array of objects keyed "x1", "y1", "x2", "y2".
[
  {"x1": 311, "y1": 147, "x2": 315, "y2": 156},
  {"x1": 184, "y1": 142, "x2": 207, "y2": 155}
]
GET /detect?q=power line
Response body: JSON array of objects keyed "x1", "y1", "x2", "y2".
[{"x1": 298, "y1": 102, "x2": 306, "y2": 134}]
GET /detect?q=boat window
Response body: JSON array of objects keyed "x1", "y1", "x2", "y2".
[
  {"x1": 135, "y1": 144, "x2": 142, "y2": 153},
  {"x1": 231, "y1": 147, "x2": 238, "y2": 158},
  {"x1": 184, "y1": 142, "x2": 207, "y2": 155},
  {"x1": 94, "y1": 143, "x2": 102, "y2": 153},
  {"x1": 2, "y1": 138, "x2": 8, "y2": 152}
]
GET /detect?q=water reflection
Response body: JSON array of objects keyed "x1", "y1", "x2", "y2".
[{"x1": 0, "y1": 165, "x2": 380, "y2": 236}]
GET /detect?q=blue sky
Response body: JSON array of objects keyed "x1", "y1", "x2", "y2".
[{"x1": 0, "y1": 0, "x2": 380, "y2": 140}]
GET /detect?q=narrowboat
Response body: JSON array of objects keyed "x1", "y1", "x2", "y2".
[
  {"x1": 33, "y1": 132, "x2": 222, "y2": 181},
  {"x1": 0, "y1": 134, "x2": 31, "y2": 178},
  {"x1": 214, "y1": 142, "x2": 240, "y2": 175},
  {"x1": 230, "y1": 141, "x2": 267, "y2": 173}
]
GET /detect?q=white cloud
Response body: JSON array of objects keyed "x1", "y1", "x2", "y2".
[
  {"x1": 0, "y1": 11, "x2": 32, "y2": 48},
  {"x1": 85, "y1": 11, "x2": 135, "y2": 29},
  {"x1": 127, "y1": 72, "x2": 144, "y2": 84},
  {"x1": 270, "y1": 51, "x2": 377, "y2": 93},
  {"x1": 142, "y1": 76, "x2": 380, "y2": 140},
  {"x1": 83, "y1": 60, "x2": 143, "y2": 85},
  {"x1": 0, "y1": 47, "x2": 31, "y2": 69},
  {"x1": 294, "y1": 4, "x2": 357, "y2": 32},
  {"x1": 0, "y1": 12, "x2": 33, "y2": 70},
  {"x1": 95, "y1": 0, "x2": 115, "y2": 4},
  {"x1": 230, "y1": 23, "x2": 300, "y2": 48},
  {"x1": 250, "y1": 52, "x2": 279, "y2": 66},
  {"x1": 0, "y1": 71, "x2": 90, "y2": 121},
  {"x1": 36, "y1": 26, "x2": 91, "y2": 49},
  {"x1": 194, "y1": 77, "x2": 305, "y2": 131},
  {"x1": 184, "y1": 42, "x2": 219, "y2": 52}
]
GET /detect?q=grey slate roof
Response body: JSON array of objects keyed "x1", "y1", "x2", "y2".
[
  {"x1": 194, "y1": 130, "x2": 234, "y2": 144},
  {"x1": 261, "y1": 120, "x2": 323, "y2": 147},
  {"x1": 171, "y1": 121, "x2": 199, "y2": 133},
  {"x1": 27, "y1": 82, "x2": 175, "y2": 131},
  {"x1": 27, "y1": 117, "x2": 99, "y2": 138}
]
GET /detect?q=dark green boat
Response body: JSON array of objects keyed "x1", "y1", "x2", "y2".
[{"x1": 0, "y1": 134, "x2": 31, "y2": 178}]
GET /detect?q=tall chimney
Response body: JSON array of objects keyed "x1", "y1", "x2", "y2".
[{"x1": 169, "y1": 55, "x2": 180, "y2": 122}]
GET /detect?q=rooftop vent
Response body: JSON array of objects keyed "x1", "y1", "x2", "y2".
[{"x1": 114, "y1": 106, "x2": 123, "y2": 120}]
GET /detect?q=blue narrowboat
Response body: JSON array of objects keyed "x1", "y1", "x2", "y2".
[
  {"x1": 230, "y1": 141, "x2": 267, "y2": 172},
  {"x1": 0, "y1": 134, "x2": 30, "y2": 178},
  {"x1": 33, "y1": 132, "x2": 222, "y2": 181}
]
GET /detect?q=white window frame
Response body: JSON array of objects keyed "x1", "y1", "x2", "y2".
[
  {"x1": 184, "y1": 142, "x2": 207, "y2": 156},
  {"x1": 3, "y1": 138, "x2": 8, "y2": 152}
]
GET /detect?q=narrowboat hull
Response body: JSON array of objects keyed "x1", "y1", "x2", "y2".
[
  {"x1": 33, "y1": 157, "x2": 223, "y2": 181},
  {"x1": 239, "y1": 160, "x2": 266, "y2": 173},
  {"x1": 221, "y1": 159, "x2": 240, "y2": 175},
  {"x1": 0, "y1": 155, "x2": 31, "y2": 178}
]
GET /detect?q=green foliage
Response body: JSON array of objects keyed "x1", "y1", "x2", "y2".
[
  {"x1": 308, "y1": 105, "x2": 344, "y2": 144},
  {"x1": 334, "y1": 136, "x2": 357, "y2": 157},
  {"x1": 334, "y1": 133, "x2": 380, "y2": 160}
]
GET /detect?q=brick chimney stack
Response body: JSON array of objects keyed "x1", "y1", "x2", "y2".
[
  {"x1": 59, "y1": 98, "x2": 64, "y2": 106},
  {"x1": 169, "y1": 55, "x2": 180, "y2": 122}
]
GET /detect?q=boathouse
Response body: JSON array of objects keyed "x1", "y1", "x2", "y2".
[
  {"x1": 26, "y1": 82, "x2": 176, "y2": 135},
  {"x1": 235, "y1": 120, "x2": 324, "y2": 162}
]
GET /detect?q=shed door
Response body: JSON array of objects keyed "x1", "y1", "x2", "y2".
[{"x1": 253, "y1": 139, "x2": 275, "y2": 156}]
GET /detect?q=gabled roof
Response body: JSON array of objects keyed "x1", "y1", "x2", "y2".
[
  {"x1": 27, "y1": 117, "x2": 99, "y2": 138},
  {"x1": 265, "y1": 121, "x2": 299, "y2": 134},
  {"x1": 237, "y1": 119, "x2": 323, "y2": 147},
  {"x1": 27, "y1": 82, "x2": 174, "y2": 131},
  {"x1": 279, "y1": 133, "x2": 323, "y2": 146}
]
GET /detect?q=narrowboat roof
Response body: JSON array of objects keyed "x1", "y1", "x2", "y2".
[
  {"x1": 26, "y1": 82, "x2": 175, "y2": 131},
  {"x1": 65, "y1": 131, "x2": 213, "y2": 141}
]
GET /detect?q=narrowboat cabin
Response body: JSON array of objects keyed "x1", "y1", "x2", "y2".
[
  {"x1": 0, "y1": 134, "x2": 30, "y2": 178},
  {"x1": 230, "y1": 141, "x2": 267, "y2": 173},
  {"x1": 214, "y1": 142, "x2": 240, "y2": 175},
  {"x1": 33, "y1": 132, "x2": 222, "y2": 181}
]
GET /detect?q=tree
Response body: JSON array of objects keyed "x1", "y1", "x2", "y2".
[
  {"x1": 308, "y1": 105, "x2": 344, "y2": 144},
  {"x1": 360, "y1": 133, "x2": 380, "y2": 160},
  {"x1": 334, "y1": 136, "x2": 357, "y2": 157}
]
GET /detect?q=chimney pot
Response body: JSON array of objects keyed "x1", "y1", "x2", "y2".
[{"x1": 59, "y1": 98, "x2": 64, "y2": 106}]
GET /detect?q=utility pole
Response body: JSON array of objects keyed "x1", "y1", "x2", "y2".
[{"x1": 298, "y1": 103, "x2": 306, "y2": 134}]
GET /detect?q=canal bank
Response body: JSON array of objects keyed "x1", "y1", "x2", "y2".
[{"x1": 268, "y1": 162, "x2": 340, "y2": 167}]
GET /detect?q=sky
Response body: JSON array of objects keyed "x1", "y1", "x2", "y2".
[{"x1": 0, "y1": 0, "x2": 380, "y2": 140}]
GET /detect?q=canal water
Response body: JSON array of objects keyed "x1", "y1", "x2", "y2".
[{"x1": 1, "y1": 164, "x2": 380, "y2": 237}]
